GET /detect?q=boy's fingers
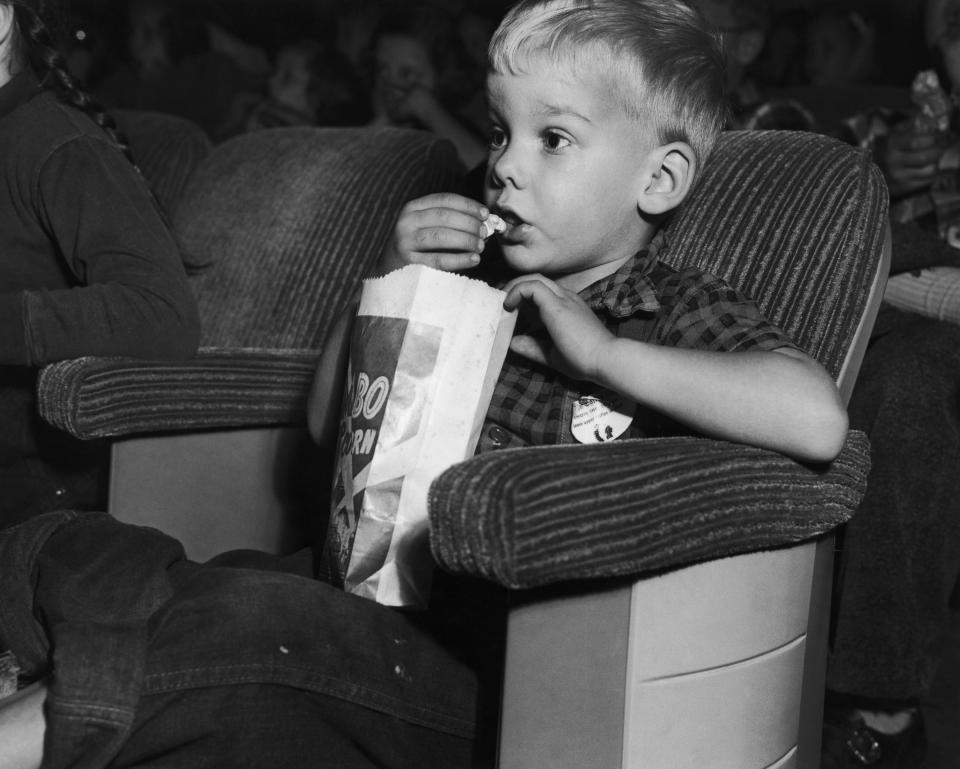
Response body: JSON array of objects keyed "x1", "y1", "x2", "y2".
[
  {"x1": 502, "y1": 276, "x2": 562, "y2": 310},
  {"x1": 396, "y1": 251, "x2": 480, "y2": 272},
  {"x1": 433, "y1": 253, "x2": 481, "y2": 271},
  {"x1": 402, "y1": 209, "x2": 486, "y2": 244},
  {"x1": 405, "y1": 192, "x2": 488, "y2": 219},
  {"x1": 412, "y1": 227, "x2": 485, "y2": 254}
]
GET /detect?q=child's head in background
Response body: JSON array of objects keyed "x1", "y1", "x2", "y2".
[
  {"x1": 369, "y1": 4, "x2": 469, "y2": 124},
  {"x1": 482, "y1": 0, "x2": 726, "y2": 287},
  {"x1": 689, "y1": 0, "x2": 769, "y2": 90},
  {"x1": 268, "y1": 40, "x2": 323, "y2": 118},
  {"x1": 804, "y1": 8, "x2": 875, "y2": 87},
  {"x1": 125, "y1": 0, "x2": 209, "y2": 80}
]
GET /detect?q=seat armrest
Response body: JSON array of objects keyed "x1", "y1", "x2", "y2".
[
  {"x1": 37, "y1": 347, "x2": 320, "y2": 439},
  {"x1": 428, "y1": 430, "x2": 870, "y2": 589}
]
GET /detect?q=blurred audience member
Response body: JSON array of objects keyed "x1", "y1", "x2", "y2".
[
  {"x1": 692, "y1": 0, "x2": 816, "y2": 130},
  {"x1": 95, "y1": 0, "x2": 259, "y2": 139},
  {"x1": 749, "y1": 7, "x2": 808, "y2": 88},
  {"x1": 804, "y1": 7, "x2": 876, "y2": 88},
  {"x1": 218, "y1": 39, "x2": 367, "y2": 138},
  {"x1": 367, "y1": 2, "x2": 486, "y2": 171},
  {"x1": 0, "y1": 0, "x2": 200, "y2": 527},
  {"x1": 335, "y1": 0, "x2": 383, "y2": 72},
  {"x1": 842, "y1": 0, "x2": 960, "y2": 325}
]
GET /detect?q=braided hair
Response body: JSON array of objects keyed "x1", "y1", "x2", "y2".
[{"x1": 8, "y1": 0, "x2": 138, "y2": 168}]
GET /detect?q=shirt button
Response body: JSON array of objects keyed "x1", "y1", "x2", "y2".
[{"x1": 487, "y1": 426, "x2": 510, "y2": 448}]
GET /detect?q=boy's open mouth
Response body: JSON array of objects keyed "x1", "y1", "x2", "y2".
[{"x1": 492, "y1": 209, "x2": 525, "y2": 241}]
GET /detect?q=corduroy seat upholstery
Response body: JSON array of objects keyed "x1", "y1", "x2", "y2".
[
  {"x1": 427, "y1": 130, "x2": 889, "y2": 769},
  {"x1": 37, "y1": 124, "x2": 463, "y2": 555},
  {"x1": 112, "y1": 108, "x2": 213, "y2": 221}
]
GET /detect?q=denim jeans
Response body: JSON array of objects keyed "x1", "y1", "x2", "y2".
[{"x1": 0, "y1": 511, "x2": 504, "y2": 769}]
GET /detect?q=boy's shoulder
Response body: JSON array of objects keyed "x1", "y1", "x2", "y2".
[
  {"x1": 583, "y1": 233, "x2": 735, "y2": 314},
  {"x1": 594, "y1": 246, "x2": 795, "y2": 354}
]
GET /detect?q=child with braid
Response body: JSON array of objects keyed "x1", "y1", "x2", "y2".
[{"x1": 0, "y1": 0, "x2": 200, "y2": 529}]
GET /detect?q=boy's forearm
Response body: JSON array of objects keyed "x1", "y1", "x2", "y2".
[{"x1": 595, "y1": 339, "x2": 848, "y2": 462}]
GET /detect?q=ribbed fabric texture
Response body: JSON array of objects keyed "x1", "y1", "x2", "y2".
[
  {"x1": 37, "y1": 348, "x2": 318, "y2": 438},
  {"x1": 662, "y1": 130, "x2": 888, "y2": 382},
  {"x1": 37, "y1": 125, "x2": 462, "y2": 439},
  {"x1": 427, "y1": 130, "x2": 889, "y2": 587},
  {"x1": 430, "y1": 431, "x2": 871, "y2": 588},
  {"x1": 184, "y1": 126, "x2": 461, "y2": 349},
  {"x1": 113, "y1": 108, "x2": 212, "y2": 225}
]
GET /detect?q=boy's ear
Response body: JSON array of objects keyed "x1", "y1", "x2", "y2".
[{"x1": 636, "y1": 142, "x2": 696, "y2": 216}]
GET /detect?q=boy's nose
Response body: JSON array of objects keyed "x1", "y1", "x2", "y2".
[{"x1": 488, "y1": 148, "x2": 524, "y2": 190}]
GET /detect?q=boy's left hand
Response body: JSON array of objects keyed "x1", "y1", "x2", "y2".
[{"x1": 503, "y1": 274, "x2": 614, "y2": 381}]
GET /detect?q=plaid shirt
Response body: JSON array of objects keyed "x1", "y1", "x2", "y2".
[{"x1": 478, "y1": 232, "x2": 796, "y2": 452}]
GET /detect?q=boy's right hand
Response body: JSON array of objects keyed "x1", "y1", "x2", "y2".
[{"x1": 377, "y1": 193, "x2": 491, "y2": 275}]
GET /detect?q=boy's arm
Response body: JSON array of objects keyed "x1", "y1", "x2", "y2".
[
  {"x1": 597, "y1": 342, "x2": 847, "y2": 463},
  {"x1": 505, "y1": 277, "x2": 848, "y2": 464}
]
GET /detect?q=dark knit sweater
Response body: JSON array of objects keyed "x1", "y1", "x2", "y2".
[
  {"x1": 0, "y1": 71, "x2": 199, "y2": 366},
  {"x1": 0, "y1": 71, "x2": 199, "y2": 516}
]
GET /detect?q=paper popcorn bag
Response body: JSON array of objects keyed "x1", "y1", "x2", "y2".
[{"x1": 323, "y1": 265, "x2": 516, "y2": 608}]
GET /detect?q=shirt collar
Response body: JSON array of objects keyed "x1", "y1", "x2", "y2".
[
  {"x1": 0, "y1": 70, "x2": 43, "y2": 122},
  {"x1": 580, "y1": 228, "x2": 668, "y2": 318}
]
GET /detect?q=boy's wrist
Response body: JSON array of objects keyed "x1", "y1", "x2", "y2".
[{"x1": 590, "y1": 335, "x2": 632, "y2": 393}]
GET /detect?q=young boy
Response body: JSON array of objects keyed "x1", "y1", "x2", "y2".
[{"x1": 379, "y1": 0, "x2": 847, "y2": 464}]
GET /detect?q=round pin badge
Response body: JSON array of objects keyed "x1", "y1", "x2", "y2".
[{"x1": 571, "y1": 391, "x2": 636, "y2": 444}]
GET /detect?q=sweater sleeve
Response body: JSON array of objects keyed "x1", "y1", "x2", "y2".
[{"x1": 13, "y1": 134, "x2": 200, "y2": 366}]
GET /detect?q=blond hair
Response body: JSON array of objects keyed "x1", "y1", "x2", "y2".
[{"x1": 489, "y1": 0, "x2": 728, "y2": 166}]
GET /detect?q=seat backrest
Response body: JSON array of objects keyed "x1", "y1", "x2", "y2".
[
  {"x1": 174, "y1": 126, "x2": 463, "y2": 350},
  {"x1": 662, "y1": 129, "x2": 890, "y2": 400},
  {"x1": 112, "y1": 108, "x2": 213, "y2": 219}
]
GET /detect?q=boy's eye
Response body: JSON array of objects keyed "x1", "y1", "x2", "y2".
[
  {"x1": 543, "y1": 131, "x2": 571, "y2": 152},
  {"x1": 488, "y1": 126, "x2": 506, "y2": 150}
]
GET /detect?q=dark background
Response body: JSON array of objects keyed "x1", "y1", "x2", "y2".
[{"x1": 66, "y1": 0, "x2": 933, "y2": 87}]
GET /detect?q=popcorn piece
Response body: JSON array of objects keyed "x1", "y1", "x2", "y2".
[{"x1": 482, "y1": 213, "x2": 507, "y2": 239}]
